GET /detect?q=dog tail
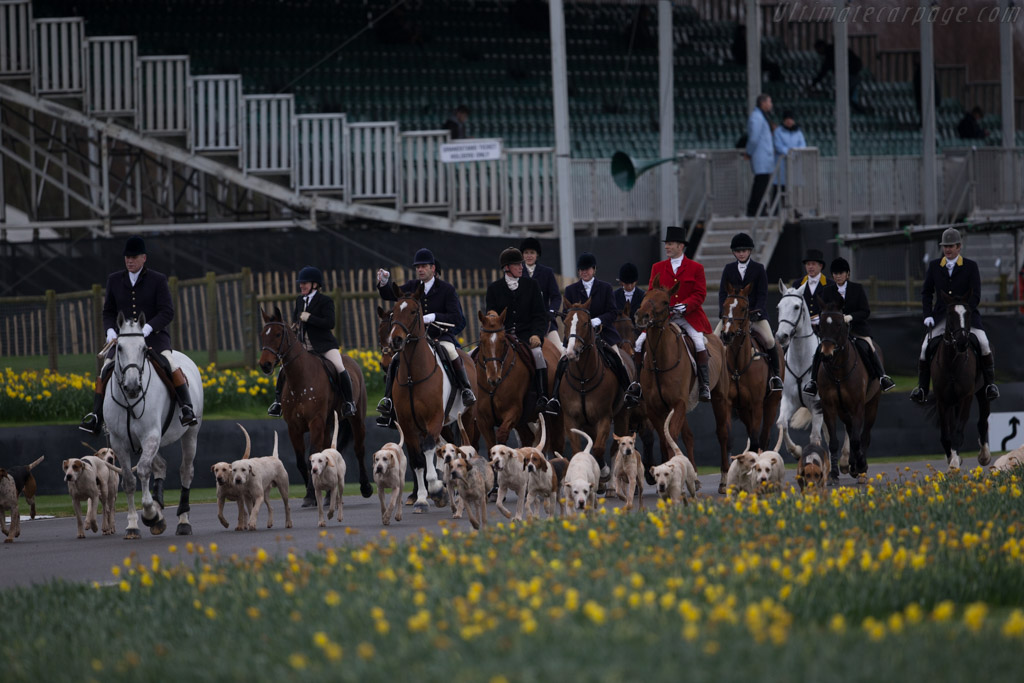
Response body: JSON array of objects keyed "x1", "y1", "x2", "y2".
[
  {"x1": 272, "y1": 431, "x2": 280, "y2": 458},
  {"x1": 457, "y1": 411, "x2": 471, "y2": 446},
  {"x1": 330, "y1": 411, "x2": 340, "y2": 451},
  {"x1": 237, "y1": 423, "x2": 251, "y2": 459},
  {"x1": 535, "y1": 414, "x2": 547, "y2": 453},
  {"x1": 396, "y1": 422, "x2": 405, "y2": 451},
  {"x1": 569, "y1": 428, "x2": 594, "y2": 456},
  {"x1": 789, "y1": 407, "x2": 812, "y2": 430},
  {"x1": 80, "y1": 440, "x2": 95, "y2": 454},
  {"x1": 662, "y1": 409, "x2": 684, "y2": 460},
  {"x1": 27, "y1": 455, "x2": 44, "y2": 470},
  {"x1": 772, "y1": 429, "x2": 784, "y2": 455}
]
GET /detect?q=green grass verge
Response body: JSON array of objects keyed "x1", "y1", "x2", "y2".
[{"x1": 2, "y1": 469, "x2": 1023, "y2": 681}]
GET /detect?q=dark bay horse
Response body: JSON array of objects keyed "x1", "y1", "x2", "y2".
[
  {"x1": 386, "y1": 283, "x2": 478, "y2": 513},
  {"x1": 613, "y1": 303, "x2": 657, "y2": 483},
  {"x1": 719, "y1": 282, "x2": 782, "y2": 451},
  {"x1": 815, "y1": 301, "x2": 881, "y2": 483},
  {"x1": 258, "y1": 307, "x2": 371, "y2": 500},
  {"x1": 635, "y1": 278, "x2": 732, "y2": 493},
  {"x1": 929, "y1": 292, "x2": 992, "y2": 470},
  {"x1": 475, "y1": 309, "x2": 562, "y2": 453}
]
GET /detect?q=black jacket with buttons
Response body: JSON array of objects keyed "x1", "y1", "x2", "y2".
[
  {"x1": 293, "y1": 291, "x2": 340, "y2": 354},
  {"x1": 791, "y1": 274, "x2": 832, "y2": 319},
  {"x1": 523, "y1": 263, "x2": 561, "y2": 333},
  {"x1": 613, "y1": 287, "x2": 646, "y2": 326},
  {"x1": 378, "y1": 277, "x2": 466, "y2": 345},
  {"x1": 485, "y1": 276, "x2": 548, "y2": 341},
  {"x1": 921, "y1": 256, "x2": 984, "y2": 330},
  {"x1": 820, "y1": 281, "x2": 872, "y2": 338},
  {"x1": 720, "y1": 260, "x2": 768, "y2": 320},
  {"x1": 102, "y1": 267, "x2": 174, "y2": 353}
]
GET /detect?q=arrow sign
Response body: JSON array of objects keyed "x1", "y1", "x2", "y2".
[
  {"x1": 1002, "y1": 416, "x2": 1020, "y2": 451},
  {"x1": 990, "y1": 412, "x2": 1024, "y2": 453}
]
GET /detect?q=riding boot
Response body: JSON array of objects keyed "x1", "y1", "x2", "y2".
[
  {"x1": 545, "y1": 357, "x2": 568, "y2": 415},
  {"x1": 376, "y1": 361, "x2": 398, "y2": 428},
  {"x1": 982, "y1": 353, "x2": 1000, "y2": 400},
  {"x1": 803, "y1": 348, "x2": 821, "y2": 395},
  {"x1": 870, "y1": 350, "x2": 896, "y2": 392},
  {"x1": 267, "y1": 372, "x2": 284, "y2": 417},
  {"x1": 452, "y1": 355, "x2": 476, "y2": 406},
  {"x1": 79, "y1": 364, "x2": 113, "y2": 434},
  {"x1": 338, "y1": 369, "x2": 357, "y2": 417},
  {"x1": 534, "y1": 368, "x2": 550, "y2": 411},
  {"x1": 695, "y1": 349, "x2": 712, "y2": 403},
  {"x1": 909, "y1": 359, "x2": 931, "y2": 404},
  {"x1": 171, "y1": 368, "x2": 198, "y2": 426},
  {"x1": 766, "y1": 346, "x2": 783, "y2": 392}
]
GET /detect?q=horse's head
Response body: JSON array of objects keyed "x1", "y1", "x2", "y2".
[
  {"x1": 775, "y1": 279, "x2": 809, "y2": 347},
  {"x1": 635, "y1": 274, "x2": 679, "y2": 329},
  {"x1": 720, "y1": 282, "x2": 752, "y2": 345},
  {"x1": 613, "y1": 301, "x2": 636, "y2": 346},
  {"x1": 115, "y1": 311, "x2": 148, "y2": 399},
  {"x1": 477, "y1": 309, "x2": 509, "y2": 387},
  {"x1": 376, "y1": 305, "x2": 394, "y2": 368},
  {"x1": 389, "y1": 283, "x2": 425, "y2": 351},
  {"x1": 258, "y1": 306, "x2": 292, "y2": 374},
  {"x1": 563, "y1": 299, "x2": 595, "y2": 361},
  {"x1": 817, "y1": 301, "x2": 849, "y2": 359},
  {"x1": 941, "y1": 290, "x2": 973, "y2": 353}
]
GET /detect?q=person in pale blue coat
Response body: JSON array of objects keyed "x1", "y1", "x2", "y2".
[
  {"x1": 744, "y1": 94, "x2": 774, "y2": 217},
  {"x1": 773, "y1": 110, "x2": 807, "y2": 200}
]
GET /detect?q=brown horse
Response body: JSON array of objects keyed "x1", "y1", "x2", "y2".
[
  {"x1": 634, "y1": 278, "x2": 732, "y2": 493},
  {"x1": 815, "y1": 301, "x2": 881, "y2": 483},
  {"x1": 559, "y1": 300, "x2": 630, "y2": 481},
  {"x1": 475, "y1": 309, "x2": 563, "y2": 453},
  {"x1": 386, "y1": 282, "x2": 478, "y2": 513},
  {"x1": 719, "y1": 282, "x2": 782, "y2": 451},
  {"x1": 258, "y1": 307, "x2": 371, "y2": 500},
  {"x1": 612, "y1": 303, "x2": 657, "y2": 483}
]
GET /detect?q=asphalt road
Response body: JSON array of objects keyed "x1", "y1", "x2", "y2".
[{"x1": 0, "y1": 456, "x2": 969, "y2": 589}]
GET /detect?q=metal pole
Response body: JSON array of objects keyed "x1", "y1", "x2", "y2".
[
  {"x1": 549, "y1": 0, "x2": 576, "y2": 280},
  {"x1": 658, "y1": 0, "x2": 677, "y2": 230},
  {"x1": 1000, "y1": 0, "x2": 1016, "y2": 207},
  {"x1": 920, "y1": 0, "x2": 937, "y2": 226},
  {"x1": 746, "y1": 0, "x2": 761, "y2": 112},
  {"x1": 834, "y1": 0, "x2": 851, "y2": 236}
]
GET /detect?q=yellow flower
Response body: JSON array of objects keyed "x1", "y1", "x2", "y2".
[
  {"x1": 931, "y1": 601, "x2": 955, "y2": 622},
  {"x1": 1001, "y1": 609, "x2": 1024, "y2": 638},
  {"x1": 288, "y1": 654, "x2": 307, "y2": 670},
  {"x1": 325, "y1": 590, "x2": 341, "y2": 607},
  {"x1": 963, "y1": 602, "x2": 988, "y2": 632},
  {"x1": 583, "y1": 600, "x2": 606, "y2": 625},
  {"x1": 357, "y1": 642, "x2": 375, "y2": 660}
]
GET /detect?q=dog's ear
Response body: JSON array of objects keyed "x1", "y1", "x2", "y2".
[
  {"x1": 210, "y1": 464, "x2": 216, "y2": 473},
  {"x1": 62, "y1": 459, "x2": 69, "y2": 470},
  {"x1": 648, "y1": 465, "x2": 655, "y2": 476},
  {"x1": 248, "y1": 464, "x2": 255, "y2": 475}
]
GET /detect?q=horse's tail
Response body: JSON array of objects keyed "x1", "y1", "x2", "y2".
[
  {"x1": 534, "y1": 414, "x2": 547, "y2": 452},
  {"x1": 789, "y1": 407, "x2": 812, "y2": 430},
  {"x1": 663, "y1": 409, "x2": 684, "y2": 460},
  {"x1": 330, "y1": 411, "x2": 340, "y2": 451},
  {"x1": 570, "y1": 428, "x2": 594, "y2": 456},
  {"x1": 237, "y1": 423, "x2": 251, "y2": 459},
  {"x1": 396, "y1": 422, "x2": 406, "y2": 451}
]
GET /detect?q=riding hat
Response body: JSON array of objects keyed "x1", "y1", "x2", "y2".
[
  {"x1": 519, "y1": 237, "x2": 542, "y2": 256},
  {"x1": 123, "y1": 235, "x2": 146, "y2": 257},
  {"x1": 618, "y1": 262, "x2": 639, "y2": 284},
  {"x1": 730, "y1": 232, "x2": 755, "y2": 251},
  {"x1": 577, "y1": 252, "x2": 597, "y2": 271},
  {"x1": 939, "y1": 228, "x2": 962, "y2": 246},
  {"x1": 802, "y1": 248, "x2": 826, "y2": 266},
  {"x1": 500, "y1": 247, "x2": 524, "y2": 268},
  {"x1": 412, "y1": 248, "x2": 435, "y2": 266},
  {"x1": 663, "y1": 226, "x2": 687, "y2": 243},
  {"x1": 830, "y1": 257, "x2": 851, "y2": 274},
  {"x1": 296, "y1": 265, "x2": 324, "y2": 287}
]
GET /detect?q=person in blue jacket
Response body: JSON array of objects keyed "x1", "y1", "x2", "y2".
[
  {"x1": 773, "y1": 110, "x2": 806, "y2": 201},
  {"x1": 745, "y1": 94, "x2": 774, "y2": 217}
]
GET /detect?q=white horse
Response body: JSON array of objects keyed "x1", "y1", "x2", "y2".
[
  {"x1": 104, "y1": 313, "x2": 203, "y2": 538},
  {"x1": 774, "y1": 280, "x2": 827, "y2": 459}
]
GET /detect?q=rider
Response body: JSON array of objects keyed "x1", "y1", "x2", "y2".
[
  {"x1": 792, "y1": 248, "x2": 831, "y2": 332},
  {"x1": 613, "y1": 262, "x2": 646, "y2": 327},
  {"x1": 266, "y1": 266, "x2": 357, "y2": 419},
  {"x1": 520, "y1": 236, "x2": 563, "y2": 347},
  {"x1": 802, "y1": 257, "x2": 896, "y2": 395},
  {"x1": 910, "y1": 228, "x2": 999, "y2": 403},
  {"x1": 376, "y1": 248, "x2": 476, "y2": 428},
  {"x1": 545, "y1": 251, "x2": 641, "y2": 415},
  {"x1": 638, "y1": 225, "x2": 714, "y2": 402},
  {"x1": 714, "y1": 232, "x2": 783, "y2": 391},
  {"x1": 80, "y1": 236, "x2": 198, "y2": 434},
  {"x1": 485, "y1": 247, "x2": 551, "y2": 410}
]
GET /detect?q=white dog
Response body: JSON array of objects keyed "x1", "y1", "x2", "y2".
[
  {"x1": 309, "y1": 412, "x2": 347, "y2": 527},
  {"x1": 231, "y1": 432, "x2": 292, "y2": 530},
  {"x1": 373, "y1": 423, "x2": 408, "y2": 526},
  {"x1": 491, "y1": 415, "x2": 546, "y2": 521},
  {"x1": 62, "y1": 455, "x2": 118, "y2": 538},
  {"x1": 649, "y1": 410, "x2": 698, "y2": 506},
  {"x1": 212, "y1": 424, "x2": 253, "y2": 530},
  {"x1": 991, "y1": 451, "x2": 1024, "y2": 473},
  {"x1": 751, "y1": 433, "x2": 786, "y2": 492},
  {"x1": 610, "y1": 431, "x2": 644, "y2": 511},
  {"x1": 726, "y1": 439, "x2": 757, "y2": 494},
  {"x1": 563, "y1": 429, "x2": 601, "y2": 515},
  {"x1": 524, "y1": 451, "x2": 569, "y2": 519}
]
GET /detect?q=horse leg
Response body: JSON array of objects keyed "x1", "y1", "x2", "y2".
[
  {"x1": 846, "y1": 416, "x2": 864, "y2": 482},
  {"x1": 639, "y1": 419, "x2": 657, "y2": 485},
  {"x1": 409, "y1": 444, "x2": 429, "y2": 513},
  {"x1": 777, "y1": 391, "x2": 802, "y2": 459},
  {"x1": 350, "y1": 416, "x2": 372, "y2": 498},
  {"x1": 712, "y1": 395, "x2": 731, "y2": 494},
  {"x1": 175, "y1": 425, "x2": 198, "y2": 535},
  {"x1": 976, "y1": 390, "x2": 992, "y2": 466},
  {"x1": 287, "y1": 425, "x2": 314, "y2": 507},
  {"x1": 594, "y1": 417, "x2": 613, "y2": 491},
  {"x1": 136, "y1": 435, "x2": 166, "y2": 535},
  {"x1": 112, "y1": 442, "x2": 140, "y2": 540},
  {"x1": 421, "y1": 432, "x2": 448, "y2": 506},
  {"x1": 824, "y1": 412, "x2": 841, "y2": 484}
]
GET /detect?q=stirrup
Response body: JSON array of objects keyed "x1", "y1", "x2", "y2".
[
  {"x1": 769, "y1": 376, "x2": 783, "y2": 392},
  {"x1": 267, "y1": 402, "x2": 283, "y2": 417},
  {"x1": 986, "y1": 384, "x2": 1000, "y2": 400},
  {"x1": 698, "y1": 385, "x2": 711, "y2": 402},
  {"x1": 376, "y1": 415, "x2": 396, "y2": 429},
  {"x1": 79, "y1": 413, "x2": 100, "y2": 434},
  {"x1": 802, "y1": 380, "x2": 818, "y2": 395},
  {"x1": 179, "y1": 406, "x2": 198, "y2": 427},
  {"x1": 909, "y1": 387, "x2": 927, "y2": 404},
  {"x1": 535, "y1": 395, "x2": 549, "y2": 410},
  {"x1": 461, "y1": 389, "x2": 476, "y2": 406},
  {"x1": 341, "y1": 401, "x2": 357, "y2": 418},
  {"x1": 879, "y1": 376, "x2": 896, "y2": 392},
  {"x1": 544, "y1": 398, "x2": 562, "y2": 416},
  {"x1": 377, "y1": 397, "x2": 393, "y2": 414}
]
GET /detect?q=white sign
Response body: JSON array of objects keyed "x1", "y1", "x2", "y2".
[
  {"x1": 989, "y1": 412, "x2": 1024, "y2": 452},
  {"x1": 440, "y1": 139, "x2": 502, "y2": 163}
]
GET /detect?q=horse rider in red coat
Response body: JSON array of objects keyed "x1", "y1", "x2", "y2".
[{"x1": 637, "y1": 225, "x2": 714, "y2": 401}]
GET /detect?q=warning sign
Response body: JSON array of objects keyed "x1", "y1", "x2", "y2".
[
  {"x1": 990, "y1": 412, "x2": 1024, "y2": 452},
  {"x1": 440, "y1": 139, "x2": 502, "y2": 163}
]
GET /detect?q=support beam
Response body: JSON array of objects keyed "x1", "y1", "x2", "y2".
[
  {"x1": 745, "y1": 0, "x2": 761, "y2": 112},
  {"x1": 549, "y1": 0, "x2": 576, "y2": 279},
  {"x1": 920, "y1": 0, "x2": 937, "y2": 226},
  {"x1": 833, "y1": 0, "x2": 851, "y2": 236},
  {"x1": 1000, "y1": 0, "x2": 1016, "y2": 207},
  {"x1": 658, "y1": 0, "x2": 677, "y2": 230}
]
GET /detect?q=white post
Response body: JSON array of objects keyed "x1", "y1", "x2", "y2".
[
  {"x1": 1000, "y1": 0, "x2": 1016, "y2": 207},
  {"x1": 745, "y1": 0, "x2": 761, "y2": 112},
  {"x1": 834, "y1": 0, "x2": 851, "y2": 236},
  {"x1": 658, "y1": 0, "x2": 677, "y2": 230},
  {"x1": 920, "y1": 0, "x2": 937, "y2": 226},
  {"x1": 549, "y1": 0, "x2": 575, "y2": 280}
]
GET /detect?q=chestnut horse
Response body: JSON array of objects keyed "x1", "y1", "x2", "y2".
[
  {"x1": 928, "y1": 292, "x2": 992, "y2": 471},
  {"x1": 613, "y1": 303, "x2": 657, "y2": 483},
  {"x1": 635, "y1": 278, "x2": 732, "y2": 493},
  {"x1": 475, "y1": 309, "x2": 562, "y2": 452},
  {"x1": 258, "y1": 307, "x2": 371, "y2": 500},
  {"x1": 719, "y1": 282, "x2": 782, "y2": 451},
  {"x1": 386, "y1": 283, "x2": 478, "y2": 513},
  {"x1": 815, "y1": 301, "x2": 881, "y2": 483},
  {"x1": 559, "y1": 301, "x2": 630, "y2": 480}
]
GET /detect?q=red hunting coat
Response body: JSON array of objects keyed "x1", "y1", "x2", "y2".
[{"x1": 648, "y1": 258, "x2": 712, "y2": 333}]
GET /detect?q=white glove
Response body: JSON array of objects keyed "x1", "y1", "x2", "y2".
[
  {"x1": 672, "y1": 304, "x2": 687, "y2": 315},
  {"x1": 843, "y1": 314, "x2": 853, "y2": 323},
  {"x1": 423, "y1": 313, "x2": 436, "y2": 324},
  {"x1": 634, "y1": 332, "x2": 647, "y2": 353},
  {"x1": 105, "y1": 328, "x2": 118, "y2": 344},
  {"x1": 142, "y1": 323, "x2": 153, "y2": 338},
  {"x1": 376, "y1": 268, "x2": 390, "y2": 286},
  {"x1": 924, "y1": 316, "x2": 935, "y2": 328},
  {"x1": 591, "y1": 319, "x2": 602, "y2": 328},
  {"x1": 299, "y1": 311, "x2": 311, "y2": 322},
  {"x1": 810, "y1": 315, "x2": 820, "y2": 326}
]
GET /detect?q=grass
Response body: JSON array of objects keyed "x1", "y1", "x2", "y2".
[{"x1": 2, "y1": 467, "x2": 1023, "y2": 682}]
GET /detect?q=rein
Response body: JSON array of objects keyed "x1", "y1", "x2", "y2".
[
  {"x1": 721, "y1": 295, "x2": 764, "y2": 382},
  {"x1": 109, "y1": 332, "x2": 156, "y2": 455},
  {"x1": 261, "y1": 321, "x2": 298, "y2": 369},
  {"x1": 638, "y1": 304, "x2": 685, "y2": 411},
  {"x1": 778, "y1": 292, "x2": 819, "y2": 406},
  {"x1": 475, "y1": 325, "x2": 519, "y2": 419},
  {"x1": 391, "y1": 297, "x2": 440, "y2": 434},
  {"x1": 564, "y1": 309, "x2": 607, "y2": 424}
]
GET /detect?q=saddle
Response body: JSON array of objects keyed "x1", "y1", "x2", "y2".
[
  {"x1": 312, "y1": 353, "x2": 342, "y2": 394},
  {"x1": 924, "y1": 333, "x2": 983, "y2": 362},
  {"x1": 851, "y1": 338, "x2": 878, "y2": 379},
  {"x1": 147, "y1": 349, "x2": 184, "y2": 401}
]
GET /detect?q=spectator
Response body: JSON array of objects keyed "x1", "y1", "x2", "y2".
[
  {"x1": 744, "y1": 93, "x2": 774, "y2": 217},
  {"x1": 443, "y1": 104, "x2": 470, "y2": 140},
  {"x1": 732, "y1": 24, "x2": 784, "y2": 83},
  {"x1": 957, "y1": 107, "x2": 987, "y2": 140},
  {"x1": 773, "y1": 110, "x2": 807, "y2": 204},
  {"x1": 809, "y1": 40, "x2": 867, "y2": 114}
]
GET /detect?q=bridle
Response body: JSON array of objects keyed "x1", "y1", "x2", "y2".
[
  {"x1": 818, "y1": 311, "x2": 859, "y2": 384},
  {"x1": 477, "y1": 324, "x2": 515, "y2": 387},
  {"x1": 777, "y1": 293, "x2": 816, "y2": 341},
  {"x1": 389, "y1": 297, "x2": 424, "y2": 346},
  {"x1": 113, "y1": 331, "x2": 151, "y2": 407},
  {"x1": 943, "y1": 305, "x2": 972, "y2": 355},
  {"x1": 720, "y1": 294, "x2": 750, "y2": 344},
  {"x1": 260, "y1": 321, "x2": 296, "y2": 368},
  {"x1": 565, "y1": 307, "x2": 596, "y2": 358}
]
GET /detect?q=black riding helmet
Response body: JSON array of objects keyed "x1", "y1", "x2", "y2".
[
  {"x1": 730, "y1": 232, "x2": 755, "y2": 251},
  {"x1": 519, "y1": 237, "x2": 542, "y2": 256},
  {"x1": 500, "y1": 247, "x2": 524, "y2": 268},
  {"x1": 577, "y1": 252, "x2": 597, "y2": 271},
  {"x1": 296, "y1": 265, "x2": 324, "y2": 288}
]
